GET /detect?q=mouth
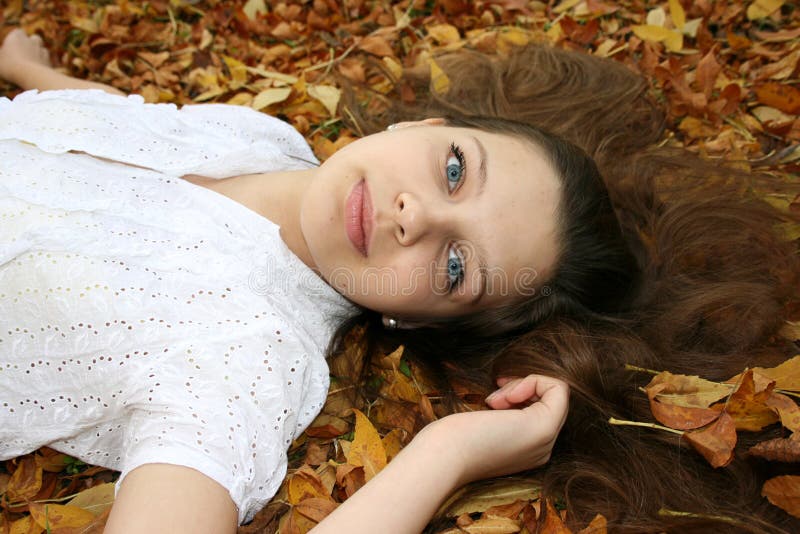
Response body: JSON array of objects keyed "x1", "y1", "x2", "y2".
[{"x1": 345, "y1": 178, "x2": 373, "y2": 257}]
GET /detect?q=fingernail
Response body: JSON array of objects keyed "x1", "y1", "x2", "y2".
[{"x1": 485, "y1": 391, "x2": 498, "y2": 402}]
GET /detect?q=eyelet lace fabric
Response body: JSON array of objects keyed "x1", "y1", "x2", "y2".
[{"x1": 0, "y1": 90, "x2": 356, "y2": 524}]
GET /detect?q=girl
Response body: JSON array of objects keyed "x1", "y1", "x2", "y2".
[
  {"x1": 0, "y1": 28, "x2": 572, "y2": 533},
  {"x1": 2, "y1": 26, "x2": 798, "y2": 533}
]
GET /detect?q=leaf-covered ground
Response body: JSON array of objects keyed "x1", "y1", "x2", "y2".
[{"x1": 1, "y1": 0, "x2": 799, "y2": 532}]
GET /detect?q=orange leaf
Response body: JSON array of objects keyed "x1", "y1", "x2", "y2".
[
  {"x1": 695, "y1": 50, "x2": 721, "y2": 99},
  {"x1": 645, "y1": 371, "x2": 730, "y2": 408},
  {"x1": 720, "y1": 369, "x2": 779, "y2": 431},
  {"x1": 305, "y1": 413, "x2": 349, "y2": 438},
  {"x1": 647, "y1": 383, "x2": 722, "y2": 430},
  {"x1": 765, "y1": 393, "x2": 800, "y2": 432},
  {"x1": 541, "y1": 499, "x2": 572, "y2": 533},
  {"x1": 684, "y1": 412, "x2": 737, "y2": 468},
  {"x1": 358, "y1": 35, "x2": 394, "y2": 57},
  {"x1": 29, "y1": 503, "x2": 95, "y2": 532},
  {"x1": 577, "y1": 513, "x2": 608, "y2": 534},
  {"x1": 762, "y1": 475, "x2": 800, "y2": 518},
  {"x1": 287, "y1": 466, "x2": 331, "y2": 505},
  {"x1": 754, "y1": 83, "x2": 800, "y2": 115},
  {"x1": 345, "y1": 409, "x2": 387, "y2": 482},
  {"x1": 7, "y1": 456, "x2": 43, "y2": 502}
]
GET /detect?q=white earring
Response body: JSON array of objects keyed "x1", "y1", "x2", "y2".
[
  {"x1": 386, "y1": 123, "x2": 398, "y2": 131},
  {"x1": 383, "y1": 316, "x2": 398, "y2": 329}
]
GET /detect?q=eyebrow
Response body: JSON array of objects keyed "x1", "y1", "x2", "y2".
[{"x1": 470, "y1": 136, "x2": 489, "y2": 305}]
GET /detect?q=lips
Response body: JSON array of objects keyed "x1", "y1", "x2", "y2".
[{"x1": 345, "y1": 179, "x2": 373, "y2": 257}]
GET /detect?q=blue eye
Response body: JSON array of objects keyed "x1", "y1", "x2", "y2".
[
  {"x1": 446, "y1": 143, "x2": 465, "y2": 193},
  {"x1": 447, "y1": 246, "x2": 465, "y2": 292}
]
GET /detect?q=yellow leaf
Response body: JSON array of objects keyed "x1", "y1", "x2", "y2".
[
  {"x1": 223, "y1": 56, "x2": 248, "y2": 90},
  {"x1": 553, "y1": 0, "x2": 582, "y2": 14},
  {"x1": 427, "y1": 24, "x2": 461, "y2": 45},
  {"x1": 287, "y1": 466, "x2": 331, "y2": 505},
  {"x1": 9, "y1": 516, "x2": 39, "y2": 534},
  {"x1": 631, "y1": 25, "x2": 683, "y2": 52},
  {"x1": 66, "y1": 482, "x2": 115, "y2": 516},
  {"x1": 345, "y1": 409, "x2": 387, "y2": 482},
  {"x1": 461, "y1": 516, "x2": 521, "y2": 533},
  {"x1": 429, "y1": 59, "x2": 451, "y2": 96},
  {"x1": 446, "y1": 481, "x2": 540, "y2": 517},
  {"x1": 307, "y1": 85, "x2": 341, "y2": 117},
  {"x1": 747, "y1": 0, "x2": 784, "y2": 20},
  {"x1": 226, "y1": 92, "x2": 254, "y2": 106},
  {"x1": 29, "y1": 503, "x2": 95, "y2": 531},
  {"x1": 7, "y1": 457, "x2": 42, "y2": 502},
  {"x1": 251, "y1": 87, "x2": 292, "y2": 111},
  {"x1": 242, "y1": 0, "x2": 267, "y2": 20},
  {"x1": 546, "y1": 22, "x2": 563, "y2": 43},
  {"x1": 245, "y1": 66, "x2": 299, "y2": 85},
  {"x1": 382, "y1": 428, "x2": 405, "y2": 462},
  {"x1": 382, "y1": 56, "x2": 403, "y2": 81},
  {"x1": 498, "y1": 28, "x2": 530, "y2": 47},
  {"x1": 669, "y1": 0, "x2": 686, "y2": 29}
]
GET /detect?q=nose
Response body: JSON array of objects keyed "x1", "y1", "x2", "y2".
[{"x1": 393, "y1": 192, "x2": 448, "y2": 245}]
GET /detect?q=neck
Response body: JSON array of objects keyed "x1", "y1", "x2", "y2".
[{"x1": 242, "y1": 168, "x2": 318, "y2": 273}]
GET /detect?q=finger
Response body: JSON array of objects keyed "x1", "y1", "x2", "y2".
[
  {"x1": 521, "y1": 376, "x2": 570, "y2": 431},
  {"x1": 485, "y1": 378, "x2": 524, "y2": 409},
  {"x1": 31, "y1": 34, "x2": 43, "y2": 43},
  {"x1": 496, "y1": 376, "x2": 516, "y2": 387}
]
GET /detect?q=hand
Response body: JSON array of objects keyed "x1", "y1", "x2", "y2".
[
  {"x1": 423, "y1": 374, "x2": 569, "y2": 486},
  {"x1": 0, "y1": 29, "x2": 52, "y2": 83}
]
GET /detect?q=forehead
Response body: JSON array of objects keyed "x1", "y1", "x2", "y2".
[{"x1": 462, "y1": 129, "x2": 562, "y2": 308}]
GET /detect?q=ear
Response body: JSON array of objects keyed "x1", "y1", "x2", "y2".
[{"x1": 389, "y1": 117, "x2": 446, "y2": 130}]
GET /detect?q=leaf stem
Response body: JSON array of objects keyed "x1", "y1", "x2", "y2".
[
  {"x1": 624, "y1": 364, "x2": 660, "y2": 375},
  {"x1": 658, "y1": 507, "x2": 744, "y2": 526},
  {"x1": 608, "y1": 417, "x2": 684, "y2": 435}
]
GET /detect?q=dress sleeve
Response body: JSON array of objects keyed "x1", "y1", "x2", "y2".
[
  {"x1": 0, "y1": 89, "x2": 318, "y2": 178},
  {"x1": 114, "y1": 322, "x2": 330, "y2": 525}
]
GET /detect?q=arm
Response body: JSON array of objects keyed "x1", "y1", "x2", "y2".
[
  {"x1": 312, "y1": 375, "x2": 569, "y2": 534},
  {"x1": 0, "y1": 29, "x2": 124, "y2": 95},
  {"x1": 104, "y1": 464, "x2": 238, "y2": 534}
]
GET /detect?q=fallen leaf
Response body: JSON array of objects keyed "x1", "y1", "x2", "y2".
[
  {"x1": 746, "y1": 0, "x2": 784, "y2": 20},
  {"x1": 684, "y1": 412, "x2": 737, "y2": 468},
  {"x1": 749, "y1": 434, "x2": 800, "y2": 462},
  {"x1": 668, "y1": 0, "x2": 685, "y2": 29},
  {"x1": 29, "y1": 503, "x2": 95, "y2": 531},
  {"x1": 7, "y1": 456, "x2": 43, "y2": 502},
  {"x1": 765, "y1": 393, "x2": 800, "y2": 432},
  {"x1": 540, "y1": 499, "x2": 572, "y2": 533},
  {"x1": 461, "y1": 516, "x2": 521, "y2": 533},
  {"x1": 718, "y1": 369, "x2": 778, "y2": 431},
  {"x1": 427, "y1": 24, "x2": 461, "y2": 45},
  {"x1": 344, "y1": 409, "x2": 387, "y2": 482},
  {"x1": 577, "y1": 513, "x2": 608, "y2": 533},
  {"x1": 447, "y1": 482, "x2": 540, "y2": 517},
  {"x1": 288, "y1": 466, "x2": 331, "y2": 505},
  {"x1": 307, "y1": 84, "x2": 341, "y2": 117},
  {"x1": 358, "y1": 35, "x2": 394, "y2": 57},
  {"x1": 754, "y1": 83, "x2": 800, "y2": 115},
  {"x1": 429, "y1": 59, "x2": 451, "y2": 95},
  {"x1": 294, "y1": 497, "x2": 338, "y2": 523},
  {"x1": 631, "y1": 25, "x2": 683, "y2": 52},
  {"x1": 730, "y1": 356, "x2": 800, "y2": 392},
  {"x1": 66, "y1": 482, "x2": 115, "y2": 516},
  {"x1": 762, "y1": 475, "x2": 800, "y2": 518},
  {"x1": 645, "y1": 371, "x2": 731, "y2": 408}
]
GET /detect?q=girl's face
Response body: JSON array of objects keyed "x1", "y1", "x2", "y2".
[{"x1": 300, "y1": 120, "x2": 561, "y2": 321}]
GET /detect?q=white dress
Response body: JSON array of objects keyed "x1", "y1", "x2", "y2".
[{"x1": 0, "y1": 90, "x2": 356, "y2": 524}]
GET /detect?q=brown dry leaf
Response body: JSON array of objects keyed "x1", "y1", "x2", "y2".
[
  {"x1": 765, "y1": 392, "x2": 800, "y2": 432},
  {"x1": 695, "y1": 50, "x2": 721, "y2": 99},
  {"x1": 461, "y1": 516, "x2": 521, "y2": 533},
  {"x1": 762, "y1": 475, "x2": 800, "y2": 518},
  {"x1": 344, "y1": 409, "x2": 387, "y2": 482},
  {"x1": 446, "y1": 482, "x2": 540, "y2": 517},
  {"x1": 753, "y1": 83, "x2": 800, "y2": 115},
  {"x1": 749, "y1": 434, "x2": 800, "y2": 462},
  {"x1": 294, "y1": 497, "x2": 338, "y2": 523},
  {"x1": 29, "y1": 503, "x2": 95, "y2": 532},
  {"x1": 577, "y1": 513, "x2": 608, "y2": 534},
  {"x1": 646, "y1": 383, "x2": 722, "y2": 430},
  {"x1": 684, "y1": 412, "x2": 737, "y2": 468},
  {"x1": 65, "y1": 482, "x2": 115, "y2": 516},
  {"x1": 540, "y1": 499, "x2": 573, "y2": 533},
  {"x1": 679, "y1": 116, "x2": 719, "y2": 139},
  {"x1": 645, "y1": 371, "x2": 731, "y2": 408},
  {"x1": 305, "y1": 414, "x2": 350, "y2": 438},
  {"x1": 483, "y1": 499, "x2": 527, "y2": 520},
  {"x1": 358, "y1": 35, "x2": 394, "y2": 57},
  {"x1": 427, "y1": 24, "x2": 461, "y2": 45},
  {"x1": 7, "y1": 456, "x2": 43, "y2": 502},
  {"x1": 335, "y1": 464, "x2": 365, "y2": 498}
]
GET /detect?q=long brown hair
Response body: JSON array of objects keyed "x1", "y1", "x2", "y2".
[{"x1": 326, "y1": 44, "x2": 800, "y2": 532}]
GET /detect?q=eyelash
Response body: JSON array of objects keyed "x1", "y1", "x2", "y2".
[{"x1": 445, "y1": 142, "x2": 467, "y2": 293}]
